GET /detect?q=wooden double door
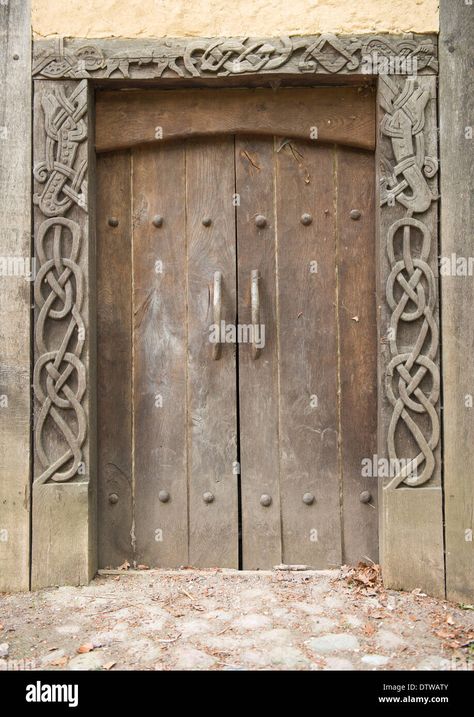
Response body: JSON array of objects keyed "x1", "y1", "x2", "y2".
[{"x1": 97, "y1": 88, "x2": 377, "y2": 570}]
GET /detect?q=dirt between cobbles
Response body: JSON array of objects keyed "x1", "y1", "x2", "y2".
[{"x1": 1, "y1": 567, "x2": 473, "y2": 671}]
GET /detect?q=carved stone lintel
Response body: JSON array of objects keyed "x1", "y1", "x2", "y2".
[{"x1": 32, "y1": 34, "x2": 438, "y2": 80}]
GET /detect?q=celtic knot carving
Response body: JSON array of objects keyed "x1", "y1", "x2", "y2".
[
  {"x1": 385, "y1": 218, "x2": 440, "y2": 489},
  {"x1": 380, "y1": 76, "x2": 438, "y2": 213},
  {"x1": 298, "y1": 35, "x2": 361, "y2": 73},
  {"x1": 34, "y1": 82, "x2": 88, "y2": 484},
  {"x1": 33, "y1": 82, "x2": 88, "y2": 217},
  {"x1": 381, "y1": 76, "x2": 440, "y2": 489},
  {"x1": 32, "y1": 34, "x2": 438, "y2": 80},
  {"x1": 33, "y1": 217, "x2": 87, "y2": 483},
  {"x1": 183, "y1": 37, "x2": 294, "y2": 75}
]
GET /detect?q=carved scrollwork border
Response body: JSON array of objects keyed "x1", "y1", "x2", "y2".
[
  {"x1": 33, "y1": 79, "x2": 89, "y2": 484},
  {"x1": 378, "y1": 74, "x2": 440, "y2": 489},
  {"x1": 32, "y1": 34, "x2": 438, "y2": 80}
]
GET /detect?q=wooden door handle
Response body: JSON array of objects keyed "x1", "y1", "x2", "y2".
[
  {"x1": 251, "y1": 269, "x2": 261, "y2": 360},
  {"x1": 212, "y1": 270, "x2": 222, "y2": 360}
]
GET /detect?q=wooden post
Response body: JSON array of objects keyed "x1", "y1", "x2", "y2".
[
  {"x1": 440, "y1": 0, "x2": 474, "y2": 603},
  {"x1": 0, "y1": 0, "x2": 32, "y2": 592},
  {"x1": 31, "y1": 80, "x2": 97, "y2": 588},
  {"x1": 377, "y1": 74, "x2": 444, "y2": 597}
]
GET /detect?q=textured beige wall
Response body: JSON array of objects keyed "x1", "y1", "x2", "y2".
[{"x1": 32, "y1": 0, "x2": 439, "y2": 38}]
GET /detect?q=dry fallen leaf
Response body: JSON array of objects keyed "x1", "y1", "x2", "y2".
[
  {"x1": 344, "y1": 562, "x2": 383, "y2": 595},
  {"x1": 77, "y1": 643, "x2": 94, "y2": 654},
  {"x1": 51, "y1": 656, "x2": 69, "y2": 667},
  {"x1": 434, "y1": 629, "x2": 456, "y2": 640},
  {"x1": 137, "y1": 564, "x2": 149, "y2": 570},
  {"x1": 117, "y1": 560, "x2": 130, "y2": 571},
  {"x1": 103, "y1": 661, "x2": 116, "y2": 671},
  {"x1": 363, "y1": 622, "x2": 376, "y2": 636}
]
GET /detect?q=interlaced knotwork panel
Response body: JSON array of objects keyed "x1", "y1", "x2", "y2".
[
  {"x1": 32, "y1": 34, "x2": 438, "y2": 80},
  {"x1": 380, "y1": 76, "x2": 440, "y2": 488},
  {"x1": 33, "y1": 81, "x2": 88, "y2": 484}
]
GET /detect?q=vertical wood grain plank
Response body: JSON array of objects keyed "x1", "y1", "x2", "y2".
[
  {"x1": 186, "y1": 137, "x2": 238, "y2": 568},
  {"x1": 133, "y1": 143, "x2": 188, "y2": 567},
  {"x1": 97, "y1": 151, "x2": 133, "y2": 568},
  {"x1": 440, "y1": 0, "x2": 474, "y2": 602},
  {"x1": 0, "y1": 0, "x2": 31, "y2": 592},
  {"x1": 275, "y1": 141, "x2": 342, "y2": 568},
  {"x1": 336, "y1": 147, "x2": 378, "y2": 564},
  {"x1": 236, "y1": 136, "x2": 281, "y2": 569}
]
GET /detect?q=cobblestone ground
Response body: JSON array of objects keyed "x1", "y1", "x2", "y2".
[{"x1": 1, "y1": 568, "x2": 473, "y2": 671}]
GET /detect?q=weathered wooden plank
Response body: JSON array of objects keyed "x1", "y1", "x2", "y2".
[
  {"x1": 235, "y1": 136, "x2": 281, "y2": 569},
  {"x1": 275, "y1": 141, "x2": 342, "y2": 568},
  {"x1": 186, "y1": 137, "x2": 239, "y2": 568},
  {"x1": 32, "y1": 80, "x2": 96, "y2": 589},
  {"x1": 95, "y1": 87, "x2": 375, "y2": 153},
  {"x1": 31, "y1": 482, "x2": 94, "y2": 587},
  {"x1": 0, "y1": 0, "x2": 31, "y2": 592},
  {"x1": 97, "y1": 151, "x2": 133, "y2": 568},
  {"x1": 440, "y1": 0, "x2": 474, "y2": 603},
  {"x1": 132, "y1": 143, "x2": 188, "y2": 567},
  {"x1": 336, "y1": 147, "x2": 378, "y2": 564},
  {"x1": 376, "y1": 74, "x2": 444, "y2": 596},
  {"x1": 383, "y1": 487, "x2": 444, "y2": 596}
]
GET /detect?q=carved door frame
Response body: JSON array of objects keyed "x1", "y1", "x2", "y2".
[{"x1": 31, "y1": 34, "x2": 443, "y2": 593}]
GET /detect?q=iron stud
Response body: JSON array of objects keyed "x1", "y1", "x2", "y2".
[{"x1": 360, "y1": 490, "x2": 372, "y2": 504}]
